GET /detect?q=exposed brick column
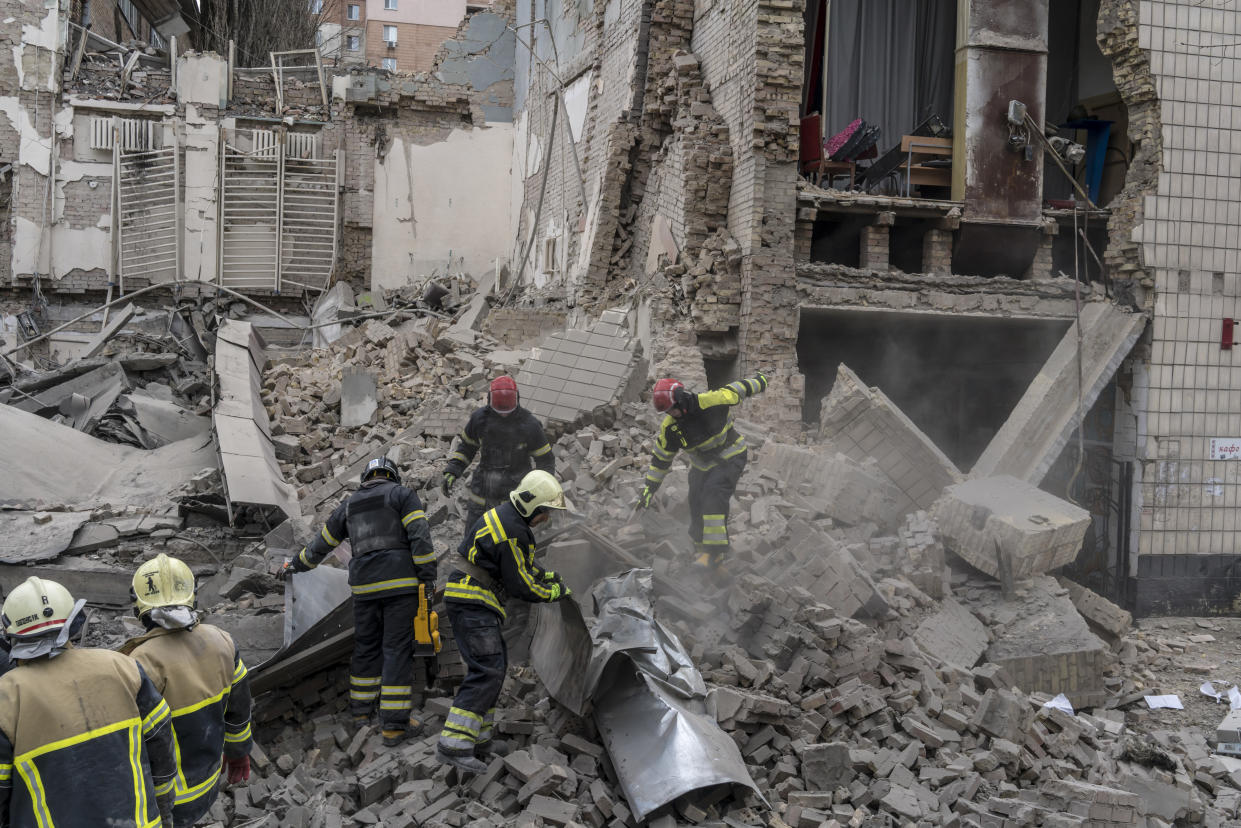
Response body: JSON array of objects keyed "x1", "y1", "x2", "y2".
[
  {"x1": 859, "y1": 212, "x2": 894, "y2": 273},
  {"x1": 922, "y1": 228, "x2": 953, "y2": 276}
]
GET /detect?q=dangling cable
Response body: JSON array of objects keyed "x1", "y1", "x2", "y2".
[{"x1": 1067, "y1": 206, "x2": 1086, "y2": 504}]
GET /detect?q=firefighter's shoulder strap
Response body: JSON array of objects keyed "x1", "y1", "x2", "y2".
[{"x1": 454, "y1": 554, "x2": 499, "y2": 593}]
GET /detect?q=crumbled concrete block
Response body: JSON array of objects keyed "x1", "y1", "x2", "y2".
[
  {"x1": 914, "y1": 598, "x2": 988, "y2": 670},
  {"x1": 931, "y1": 476, "x2": 1090, "y2": 580}
]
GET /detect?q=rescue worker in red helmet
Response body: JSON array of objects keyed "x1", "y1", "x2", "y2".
[
  {"x1": 635, "y1": 373, "x2": 769, "y2": 566},
  {"x1": 0, "y1": 576, "x2": 179, "y2": 827},
  {"x1": 120, "y1": 554, "x2": 253, "y2": 826},
  {"x1": 278, "y1": 456, "x2": 437, "y2": 747},
  {"x1": 442, "y1": 376, "x2": 555, "y2": 542}
]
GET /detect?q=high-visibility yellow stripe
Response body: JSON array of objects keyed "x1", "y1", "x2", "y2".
[
  {"x1": 379, "y1": 700, "x2": 412, "y2": 710},
  {"x1": 129, "y1": 723, "x2": 145, "y2": 828},
  {"x1": 450, "y1": 452, "x2": 470, "y2": 464},
  {"x1": 448, "y1": 707, "x2": 484, "y2": 725},
  {"x1": 351, "y1": 577, "x2": 419, "y2": 595},
  {"x1": 351, "y1": 675, "x2": 382, "y2": 686},
  {"x1": 444, "y1": 582, "x2": 505, "y2": 616},
  {"x1": 298, "y1": 548, "x2": 315, "y2": 568},
  {"x1": 170, "y1": 686, "x2": 228, "y2": 718},
  {"x1": 233, "y1": 659, "x2": 249, "y2": 684},
  {"x1": 530, "y1": 444, "x2": 551, "y2": 457},
  {"x1": 0, "y1": 763, "x2": 11, "y2": 783},
  {"x1": 402, "y1": 510, "x2": 426, "y2": 526},
  {"x1": 154, "y1": 778, "x2": 175, "y2": 797},
  {"x1": 381, "y1": 686, "x2": 413, "y2": 695},
  {"x1": 223, "y1": 723, "x2": 252, "y2": 744},
  {"x1": 645, "y1": 468, "x2": 668, "y2": 483},
  {"x1": 19, "y1": 757, "x2": 51, "y2": 828},
  {"x1": 702, "y1": 527, "x2": 728, "y2": 535},
  {"x1": 350, "y1": 689, "x2": 380, "y2": 700},
  {"x1": 170, "y1": 724, "x2": 189, "y2": 793},
  {"x1": 467, "y1": 490, "x2": 487, "y2": 505},
  {"x1": 16, "y1": 716, "x2": 140, "y2": 762},
  {"x1": 412, "y1": 551, "x2": 437, "y2": 564},
  {"x1": 321, "y1": 526, "x2": 341, "y2": 547},
  {"x1": 459, "y1": 431, "x2": 479, "y2": 446},
  {"x1": 142, "y1": 700, "x2": 172, "y2": 735},
  {"x1": 702, "y1": 537, "x2": 729, "y2": 546},
  {"x1": 484, "y1": 510, "x2": 508, "y2": 542},
  {"x1": 174, "y1": 764, "x2": 221, "y2": 805}
]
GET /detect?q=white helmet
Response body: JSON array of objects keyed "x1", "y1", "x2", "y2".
[
  {"x1": 509, "y1": 470, "x2": 567, "y2": 517},
  {"x1": 2, "y1": 577, "x2": 86, "y2": 660},
  {"x1": 131, "y1": 554, "x2": 197, "y2": 618}
]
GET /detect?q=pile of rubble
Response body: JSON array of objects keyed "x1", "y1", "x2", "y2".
[
  {"x1": 5, "y1": 285, "x2": 1239, "y2": 828},
  {"x1": 228, "y1": 306, "x2": 1240, "y2": 828}
]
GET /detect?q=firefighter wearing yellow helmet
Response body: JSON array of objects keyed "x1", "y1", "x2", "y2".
[
  {"x1": 121, "y1": 554, "x2": 253, "y2": 826},
  {"x1": 0, "y1": 576, "x2": 178, "y2": 827}
]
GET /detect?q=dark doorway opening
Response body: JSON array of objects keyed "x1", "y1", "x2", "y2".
[{"x1": 797, "y1": 308, "x2": 1071, "y2": 470}]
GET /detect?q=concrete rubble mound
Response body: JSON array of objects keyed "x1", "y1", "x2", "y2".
[{"x1": 3, "y1": 297, "x2": 1237, "y2": 828}]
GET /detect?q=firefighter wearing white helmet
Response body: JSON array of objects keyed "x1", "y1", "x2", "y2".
[
  {"x1": 120, "y1": 554, "x2": 253, "y2": 827},
  {"x1": 437, "y1": 469, "x2": 571, "y2": 774},
  {"x1": 0, "y1": 576, "x2": 179, "y2": 827}
]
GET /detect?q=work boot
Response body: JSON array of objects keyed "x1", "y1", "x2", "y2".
[
  {"x1": 437, "y1": 745, "x2": 488, "y2": 774},
  {"x1": 474, "y1": 738, "x2": 508, "y2": 760},
  {"x1": 381, "y1": 716, "x2": 424, "y2": 747},
  {"x1": 352, "y1": 714, "x2": 371, "y2": 730}
]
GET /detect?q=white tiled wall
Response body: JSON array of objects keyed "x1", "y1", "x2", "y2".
[{"x1": 1135, "y1": 0, "x2": 1241, "y2": 555}]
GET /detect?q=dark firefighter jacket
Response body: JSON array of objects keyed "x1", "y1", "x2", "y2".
[
  {"x1": 120, "y1": 623, "x2": 252, "y2": 827},
  {"x1": 643, "y1": 375, "x2": 768, "y2": 491},
  {"x1": 296, "y1": 478, "x2": 436, "y2": 599},
  {"x1": 0, "y1": 645, "x2": 9, "y2": 679},
  {"x1": 0, "y1": 646, "x2": 177, "y2": 828},
  {"x1": 444, "y1": 406, "x2": 554, "y2": 500},
  {"x1": 443, "y1": 502, "x2": 560, "y2": 619}
]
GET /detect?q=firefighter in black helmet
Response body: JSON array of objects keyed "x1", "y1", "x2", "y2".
[{"x1": 279, "y1": 457, "x2": 437, "y2": 747}]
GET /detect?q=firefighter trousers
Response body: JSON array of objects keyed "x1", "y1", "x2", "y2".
[
  {"x1": 687, "y1": 451, "x2": 747, "y2": 558},
  {"x1": 350, "y1": 593, "x2": 417, "y2": 728},
  {"x1": 438, "y1": 603, "x2": 505, "y2": 756}
]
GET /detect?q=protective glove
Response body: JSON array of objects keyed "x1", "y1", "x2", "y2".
[
  {"x1": 541, "y1": 570, "x2": 558, "y2": 582},
  {"x1": 548, "y1": 580, "x2": 571, "y2": 601},
  {"x1": 224, "y1": 755, "x2": 251, "y2": 784},
  {"x1": 635, "y1": 486, "x2": 653, "y2": 510},
  {"x1": 441, "y1": 473, "x2": 456, "y2": 497},
  {"x1": 155, "y1": 789, "x2": 176, "y2": 827},
  {"x1": 672, "y1": 386, "x2": 698, "y2": 414},
  {"x1": 275, "y1": 559, "x2": 297, "y2": 582}
]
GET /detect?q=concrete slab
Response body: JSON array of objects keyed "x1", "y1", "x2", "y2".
[
  {"x1": 517, "y1": 316, "x2": 642, "y2": 425},
  {"x1": 777, "y1": 523, "x2": 888, "y2": 619},
  {"x1": 757, "y1": 442, "x2": 906, "y2": 529},
  {"x1": 971, "y1": 303, "x2": 1145, "y2": 484},
  {"x1": 1056, "y1": 576, "x2": 1133, "y2": 641},
  {"x1": 913, "y1": 598, "x2": 988, "y2": 670},
  {"x1": 818, "y1": 364, "x2": 962, "y2": 513},
  {"x1": 982, "y1": 576, "x2": 1110, "y2": 708},
  {"x1": 0, "y1": 511, "x2": 92, "y2": 564},
  {"x1": 340, "y1": 369, "x2": 378, "y2": 428},
  {"x1": 931, "y1": 475, "x2": 1090, "y2": 581}
]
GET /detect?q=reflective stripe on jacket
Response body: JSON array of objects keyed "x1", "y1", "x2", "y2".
[
  {"x1": 444, "y1": 406, "x2": 554, "y2": 499},
  {"x1": 643, "y1": 376, "x2": 768, "y2": 489},
  {"x1": 0, "y1": 647, "x2": 177, "y2": 828},
  {"x1": 121, "y1": 623, "x2": 252, "y2": 827},
  {"x1": 443, "y1": 502, "x2": 558, "y2": 619},
  {"x1": 297, "y1": 478, "x2": 437, "y2": 599}
]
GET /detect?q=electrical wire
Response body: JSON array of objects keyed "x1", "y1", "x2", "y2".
[{"x1": 1066, "y1": 206, "x2": 1086, "y2": 505}]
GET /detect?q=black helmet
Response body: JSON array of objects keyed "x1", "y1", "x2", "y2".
[{"x1": 361, "y1": 457, "x2": 400, "y2": 484}]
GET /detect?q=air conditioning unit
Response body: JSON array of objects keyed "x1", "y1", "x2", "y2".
[
  {"x1": 385, "y1": 39, "x2": 397, "y2": 48},
  {"x1": 90, "y1": 116, "x2": 159, "y2": 151}
]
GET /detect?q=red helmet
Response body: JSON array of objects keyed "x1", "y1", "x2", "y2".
[
  {"x1": 489, "y1": 376, "x2": 519, "y2": 414},
  {"x1": 652, "y1": 378, "x2": 683, "y2": 413}
]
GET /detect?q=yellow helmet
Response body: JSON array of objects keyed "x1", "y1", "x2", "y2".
[
  {"x1": 509, "y1": 470, "x2": 567, "y2": 517},
  {"x1": 2, "y1": 577, "x2": 76, "y2": 639},
  {"x1": 131, "y1": 554, "x2": 196, "y2": 618}
]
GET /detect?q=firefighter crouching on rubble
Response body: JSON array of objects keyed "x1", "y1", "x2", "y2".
[
  {"x1": 0, "y1": 576, "x2": 179, "y2": 827},
  {"x1": 635, "y1": 373, "x2": 769, "y2": 567},
  {"x1": 442, "y1": 376, "x2": 555, "y2": 542},
  {"x1": 436, "y1": 469, "x2": 572, "y2": 774},
  {"x1": 120, "y1": 554, "x2": 253, "y2": 826},
  {"x1": 279, "y1": 456, "x2": 437, "y2": 747}
]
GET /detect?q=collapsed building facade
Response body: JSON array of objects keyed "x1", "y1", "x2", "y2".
[{"x1": 0, "y1": 0, "x2": 1238, "y2": 617}]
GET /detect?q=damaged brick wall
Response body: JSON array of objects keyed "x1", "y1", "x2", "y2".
[{"x1": 1097, "y1": 0, "x2": 1161, "y2": 305}]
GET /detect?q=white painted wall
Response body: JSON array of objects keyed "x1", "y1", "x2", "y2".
[{"x1": 371, "y1": 125, "x2": 514, "y2": 290}]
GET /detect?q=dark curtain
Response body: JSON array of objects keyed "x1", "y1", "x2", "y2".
[{"x1": 824, "y1": 0, "x2": 956, "y2": 148}]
